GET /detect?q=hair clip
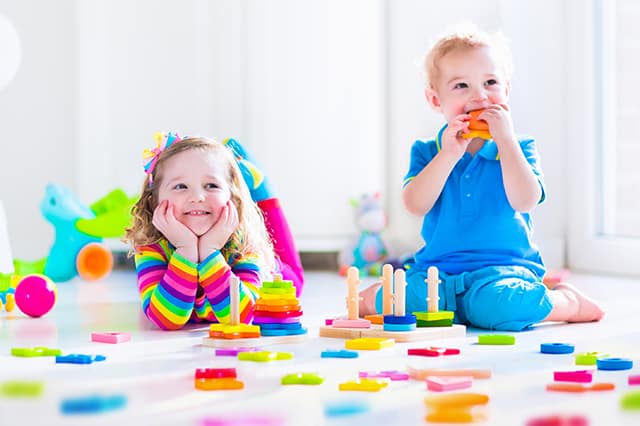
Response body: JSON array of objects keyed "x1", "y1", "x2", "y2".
[{"x1": 142, "y1": 131, "x2": 182, "y2": 185}]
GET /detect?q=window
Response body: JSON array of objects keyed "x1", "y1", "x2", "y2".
[{"x1": 568, "y1": 0, "x2": 640, "y2": 275}]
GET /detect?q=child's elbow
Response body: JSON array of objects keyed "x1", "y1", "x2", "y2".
[
  {"x1": 511, "y1": 197, "x2": 539, "y2": 213},
  {"x1": 402, "y1": 190, "x2": 428, "y2": 216},
  {"x1": 146, "y1": 312, "x2": 188, "y2": 331}
]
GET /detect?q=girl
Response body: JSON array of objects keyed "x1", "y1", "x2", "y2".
[{"x1": 125, "y1": 132, "x2": 304, "y2": 330}]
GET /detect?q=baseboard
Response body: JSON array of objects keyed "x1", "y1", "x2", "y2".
[
  {"x1": 111, "y1": 250, "x2": 341, "y2": 272},
  {"x1": 300, "y1": 251, "x2": 338, "y2": 271}
]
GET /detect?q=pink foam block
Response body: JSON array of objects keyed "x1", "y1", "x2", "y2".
[
  {"x1": 426, "y1": 376, "x2": 473, "y2": 392},
  {"x1": 332, "y1": 319, "x2": 371, "y2": 329},
  {"x1": 359, "y1": 370, "x2": 410, "y2": 381},
  {"x1": 553, "y1": 370, "x2": 593, "y2": 383},
  {"x1": 629, "y1": 374, "x2": 640, "y2": 385},
  {"x1": 91, "y1": 332, "x2": 131, "y2": 344}
]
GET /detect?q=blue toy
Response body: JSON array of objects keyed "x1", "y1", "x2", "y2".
[{"x1": 0, "y1": 184, "x2": 137, "y2": 286}]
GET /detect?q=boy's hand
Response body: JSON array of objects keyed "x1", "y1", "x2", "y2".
[
  {"x1": 152, "y1": 200, "x2": 198, "y2": 260},
  {"x1": 479, "y1": 104, "x2": 516, "y2": 146},
  {"x1": 441, "y1": 113, "x2": 472, "y2": 159},
  {"x1": 198, "y1": 201, "x2": 239, "y2": 260}
]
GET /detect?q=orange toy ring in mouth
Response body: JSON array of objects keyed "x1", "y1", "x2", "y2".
[{"x1": 463, "y1": 109, "x2": 492, "y2": 140}]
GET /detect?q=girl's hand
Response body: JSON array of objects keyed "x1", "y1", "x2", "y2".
[
  {"x1": 441, "y1": 113, "x2": 472, "y2": 159},
  {"x1": 198, "y1": 201, "x2": 239, "y2": 260},
  {"x1": 152, "y1": 200, "x2": 198, "y2": 251},
  {"x1": 479, "y1": 104, "x2": 516, "y2": 146}
]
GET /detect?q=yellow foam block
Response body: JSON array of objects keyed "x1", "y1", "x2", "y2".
[
  {"x1": 345, "y1": 337, "x2": 394, "y2": 350},
  {"x1": 194, "y1": 378, "x2": 244, "y2": 390},
  {"x1": 339, "y1": 378, "x2": 389, "y2": 392},
  {"x1": 209, "y1": 324, "x2": 261, "y2": 339}
]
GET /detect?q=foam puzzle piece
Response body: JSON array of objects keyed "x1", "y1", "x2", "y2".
[
  {"x1": 324, "y1": 400, "x2": 370, "y2": 417},
  {"x1": 408, "y1": 347, "x2": 460, "y2": 357},
  {"x1": 332, "y1": 319, "x2": 371, "y2": 328},
  {"x1": 383, "y1": 323, "x2": 416, "y2": 332},
  {"x1": 575, "y1": 351, "x2": 609, "y2": 365},
  {"x1": 540, "y1": 342, "x2": 574, "y2": 354},
  {"x1": 427, "y1": 376, "x2": 473, "y2": 392},
  {"x1": 215, "y1": 347, "x2": 260, "y2": 357},
  {"x1": 55, "y1": 354, "x2": 106, "y2": 364},
  {"x1": 345, "y1": 337, "x2": 394, "y2": 350},
  {"x1": 195, "y1": 378, "x2": 245, "y2": 391},
  {"x1": 338, "y1": 378, "x2": 389, "y2": 392},
  {"x1": 597, "y1": 357, "x2": 633, "y2": 371},
  {"x1": 553, "y1": 370, "x2": 593, "y2": 383},
  {"x1": 359, "y1": 370, "x2": 409, "y2": 381},
  {"x1": 91, "y1": 332, "x2": 131, "y2": 344},
  {"x1": 11, "y1": 347, "x2": 61, "y2": 357},
  {"x1": 321, "y1": 349, "x2": 359, "y2": 359},
  {"x1": 238, "y1": 351, "x2": 293, "y2": 362},
  {"x1": 209, "y1": 324, "x2": 261, "y2": 339},
  {"x1": 0, "y1": 381, "x2": 44, "y2": 398},
  {"x1": 409, "y1": 367, "x2": 492, "y2": 380},
  {"x1": 281, "y1": 373, "x2": 324, "y2": 385},
  {"x1": 60, "y1": 394, "x2": 127, "y2": 414},
  {"x1": 195, "y1": 368, "x2": 237, "y2": 379},
  {"x1": 546, "y1": 382, "x2": 615, "y2": 393},
  {"x1": 477, "y1": 334, "x2": 515, "y2": 345}
]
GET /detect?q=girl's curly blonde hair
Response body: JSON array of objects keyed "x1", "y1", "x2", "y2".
[
  {"x1": 424, "y1": 23, "x2": 513, "y2": 89},
  {"x1": 124, "y1": 137, "x2": 275, "y2": 272}
]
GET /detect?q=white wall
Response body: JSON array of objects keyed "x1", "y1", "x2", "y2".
[
  {"x1": 0, "y1": 0, "x2": 76, "y2": 260},
  {"x1": 0, "y1": 0, "x2": 568, "y2": 268}
]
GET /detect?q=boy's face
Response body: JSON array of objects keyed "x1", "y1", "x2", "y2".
[
  {"x1": 426, "y1": 46, "x2": 510, "y2": 121},
  {"x1": 156, "y1": 149, "x2": 232, "y2": 237}
]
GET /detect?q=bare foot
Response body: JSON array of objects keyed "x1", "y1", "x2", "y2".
[
  {"x1": 554, "y1": 283, "x2": 605, "y2": 322},
  {"x1": 358, "y1": 281, "x2": 382, "y2": 317}
]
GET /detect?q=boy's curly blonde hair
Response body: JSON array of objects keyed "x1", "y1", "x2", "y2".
[
  {"x1": 124, "y1": 137, "x2": 275, "y2": 272},
  {"x1": 424, "y1": 23, "x2": 513, "y2": 89}
]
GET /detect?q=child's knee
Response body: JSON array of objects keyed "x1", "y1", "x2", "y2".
[{"x1": 462, "y1": 280, "x2": 549, "y2": 330}]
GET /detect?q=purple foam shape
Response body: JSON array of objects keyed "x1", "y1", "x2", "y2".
[
  {"x1": 215, "y1": 347, "x2": 260, "y2": 357},
  {"x1": 359, "y1": 370, "x2": 409, "y2": 381},
  {"x1": 252, "y1": 316, "x2": 301, "y2": 324}
]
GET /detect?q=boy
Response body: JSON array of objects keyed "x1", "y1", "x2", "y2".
[{"x1": 359, "y1": 26, "x2": 603, "y2": 330}]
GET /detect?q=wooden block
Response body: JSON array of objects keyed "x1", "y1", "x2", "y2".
[
  {"x1": 361, "y1": 324, "x2": 465, "y2": 342},
  {"x1": 319, "y1": 326, "x2": 365, "y2": 339},
  {"x1": 202, "y1": 333, "x2": 307, "y2": 348}
]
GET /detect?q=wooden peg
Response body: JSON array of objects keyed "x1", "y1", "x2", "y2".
[
  {"x1": 394, "y1": 269, "x2": 406, "y2": 316},
  {"x1": 382, "y1": 264, "x2": 393, "y2": 315},
  {"x1": 427, "y1": 266, "x2": 439, "y2": 313},
  {"x1": 230, "y1": 275, "x2": 240, "y2": 325},
  {"x1": 346, "y1": 267, "x2": 360, "y2": 320}
]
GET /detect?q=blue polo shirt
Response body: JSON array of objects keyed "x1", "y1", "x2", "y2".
[{"x1": 404, "y1": 124, "x2": 546, "y2": 279}]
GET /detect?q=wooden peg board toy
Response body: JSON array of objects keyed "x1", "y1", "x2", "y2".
[
  {"x1": 203, "y1": 274, "x2": 308, "y2": 348},
  {"x1": 320, "y1": 265, "x2": 464, "y2": 342}
]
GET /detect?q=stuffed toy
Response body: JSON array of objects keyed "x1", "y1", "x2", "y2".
[{"x1": 338, "y1": 193, "x2": 396, "y2": 276}]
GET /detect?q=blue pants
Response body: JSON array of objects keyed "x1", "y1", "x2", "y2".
[{"x1": 376, "y1": 265, "x2": 552, "y2": 331}]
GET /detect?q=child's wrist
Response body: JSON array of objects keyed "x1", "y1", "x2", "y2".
[{"x1": 175, "y1": 246, "x2": 198, "y2": 263}]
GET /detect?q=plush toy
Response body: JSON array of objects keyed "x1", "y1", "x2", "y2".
[{"x1": 338, "y1": 193, "x2": 397, "y2": 276}]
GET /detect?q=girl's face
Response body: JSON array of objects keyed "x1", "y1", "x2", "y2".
[
  {"x1": 156, "y1": 149, "x2": 232, "y2": 237},
  {"x1": 427, "y1": 46, "x2": 510, "y2": 121}
]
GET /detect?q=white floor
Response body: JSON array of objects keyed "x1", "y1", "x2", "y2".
[{"x1": 1, "y1": 270, "x2": 639, "y2": 426}]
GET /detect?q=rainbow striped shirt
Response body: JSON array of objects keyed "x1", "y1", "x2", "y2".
[{"x1": 134, "y1": 240, "x2": 261, "y2": 330}]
